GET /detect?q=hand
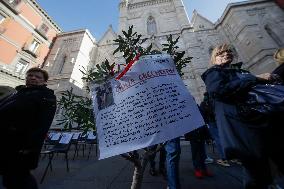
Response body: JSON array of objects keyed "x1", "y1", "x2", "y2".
[{"x1": 256, "y1": 73, "x2": 272, "y2": 80}]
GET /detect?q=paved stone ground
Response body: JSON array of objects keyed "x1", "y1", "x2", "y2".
[{"x1": 1, "y1": 141, "x2": 283, "y2": 189}]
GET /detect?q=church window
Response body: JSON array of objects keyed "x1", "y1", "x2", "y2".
[
  {"x1": 147, "y1": 16, "x2": 157, "y2": 35},
  {"x1": 58, "y1": 55, "x2": 67, "y2": 74}
]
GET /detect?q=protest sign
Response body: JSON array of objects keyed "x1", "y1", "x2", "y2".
[{"x1": 92, "y1": 54, "x2": 204, "y2": 159}]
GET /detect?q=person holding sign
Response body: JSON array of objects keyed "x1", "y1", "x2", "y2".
[{"x1": 0, "y1": 68, "x2": 56, "y2": 189}]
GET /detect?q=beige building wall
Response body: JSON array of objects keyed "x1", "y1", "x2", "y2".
[
  {"x1": 43, "y1": 29, "x2": 95, "y2": 128},
  {"x1": 0, "y1": 0, "x2": 62, "y2": 87}
]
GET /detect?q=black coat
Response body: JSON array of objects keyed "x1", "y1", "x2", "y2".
[
  {"x1": 184, "y1": 125, "x2": 211, "y2": 142},
  {"x1": 272, "y1": 63, "x2": 284, "y2": 82},
  {"x1": 199, "y1": 98, "x2": 215, "y2": 125},
  {"x1": 0, "y1": 85, "x2": 56, "y2": 171},
  {"x1": 201, "y1": 64, "x2": 270, "y2": 160}
]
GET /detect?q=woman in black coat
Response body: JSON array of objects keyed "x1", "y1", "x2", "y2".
[
  {"x1": 201, "y1": 44, "x2": 280, "y2": 189},
  {"x1": 0, "y1": 68, "x2": 56, "y2": 189}
]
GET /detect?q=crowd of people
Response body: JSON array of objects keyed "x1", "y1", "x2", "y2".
[{"x1": 0, "y1": 46, "x2": 283, "y2": 189}]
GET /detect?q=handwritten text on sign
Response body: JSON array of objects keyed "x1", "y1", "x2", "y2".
[{"x1": 92, "y1": 54, "x2": 204, "y2": 159}]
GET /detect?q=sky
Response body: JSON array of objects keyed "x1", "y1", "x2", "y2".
[{"x1": 36, "y1": 0, "x2": 246, "y2": 40}]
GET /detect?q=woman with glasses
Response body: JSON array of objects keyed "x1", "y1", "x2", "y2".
[{"x1": 201, "y1": 44, "x2": 280, "y2": 189}]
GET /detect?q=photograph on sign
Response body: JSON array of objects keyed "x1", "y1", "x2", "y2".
[{"x1": 95, "y1": 81, "x2": 114, "y2": 111}]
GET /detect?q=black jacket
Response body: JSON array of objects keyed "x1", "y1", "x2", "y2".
[
  {"x1": 201, "y1": 63, "x2": 270, "y2": 160},
  {"x1": 0, "y1": 85, "x2": 56, "y2": 171},
  {"x1": 272, "y1": 63, "x2": 284, "y2": 82},
  {"x1": 199, "y1": 97, "x2": 215, "y2": 124}
]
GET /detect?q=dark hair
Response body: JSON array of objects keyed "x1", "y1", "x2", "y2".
[{"x1": 26, "y1": 67, "x2": 49, "y2": 81}]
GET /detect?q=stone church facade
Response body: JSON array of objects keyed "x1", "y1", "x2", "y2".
[{"x1": 43, "y1": 0, "x2": 284, "y2": 126}]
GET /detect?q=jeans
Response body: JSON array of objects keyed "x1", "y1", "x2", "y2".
[
  {"x1": 165, "y1": 138, "x2": 181, "y2": 189},
  {"x1": 208, "y1": 122, "x2": 225, "y2": 159}
]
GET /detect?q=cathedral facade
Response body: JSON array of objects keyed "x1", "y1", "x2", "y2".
[{"x1": 43, "y1": 0, "x2": 284, "y2": 126}]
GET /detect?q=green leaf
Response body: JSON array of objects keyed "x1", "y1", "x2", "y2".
[
  {"x1": 113, "y1": 47, "x2": 120, "y2": 55},
  {"x1": 122, "y1": 30, "x2": 128, "y2": 38}
]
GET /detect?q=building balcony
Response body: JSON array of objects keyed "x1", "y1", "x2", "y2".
[
  {"x1": 21, "y1": 48, "x2": 38, "y2": 58},
  {"x1": 0, "y1": 0, "x2": 21, "y2": 15},
  {"x1": 35, "y1": 28, "x2": 48, "y2": 40},
  {"x1": 0, "y1": 65, "x2": 25, "y2": 80}
]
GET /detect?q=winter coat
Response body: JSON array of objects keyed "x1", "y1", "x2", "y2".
[
  {"x1": 0, "y1": 86, "x2": 16, "y2": 102},
  {"x1": 201, "y1": 63, "x2": 270, "y2": 160},
  {"x1": 199, "y1": 97, "x2": 215, "y2": 125},
  {"x1": 184, "y1": 125, "x2": 211, "y2": 142},
  {"x1": 272, "y1": 63, "x2": 284, "y2": 82},
  {"x1": 184, "y1": 106, "x2": 212, "y2": 142},
  {"x1": 0, "y1": 85, "x2": 56, "y2": 172}
]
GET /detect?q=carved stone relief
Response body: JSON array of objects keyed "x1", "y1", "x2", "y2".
[
  {"x1": 159, "y1": 5, "x2": 175, "y2": 14},
  {"x1": 128, "y1": 11, "x2": 143, "y2": 19},
  {"x1": 246, "y1": 7, "x2": 266, "y2": 16}
]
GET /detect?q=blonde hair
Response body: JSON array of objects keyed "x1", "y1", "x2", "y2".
[
  {"x1": 210, "y1": 44, "x2": 233, "y2": 65},
  {"x1": 273, "y1": 48, "x2": 284, "y2": 65}
]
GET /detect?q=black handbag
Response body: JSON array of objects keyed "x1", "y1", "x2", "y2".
[{"x1": 240, "y1": 84, "x2": 284, "y2": 115}]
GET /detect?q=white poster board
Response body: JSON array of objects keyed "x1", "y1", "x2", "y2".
[{"x1": 92, "y1": 54, "x2": 204, "y2": 159}]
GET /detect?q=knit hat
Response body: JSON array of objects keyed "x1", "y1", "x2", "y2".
[{"x1": 274, "y1": 48, "x2": 284, "y2": 64}]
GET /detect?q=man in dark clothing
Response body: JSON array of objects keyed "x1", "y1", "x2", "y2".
[{"x1": 0, "y1": 67, "x2": 56, "y2": 189}]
